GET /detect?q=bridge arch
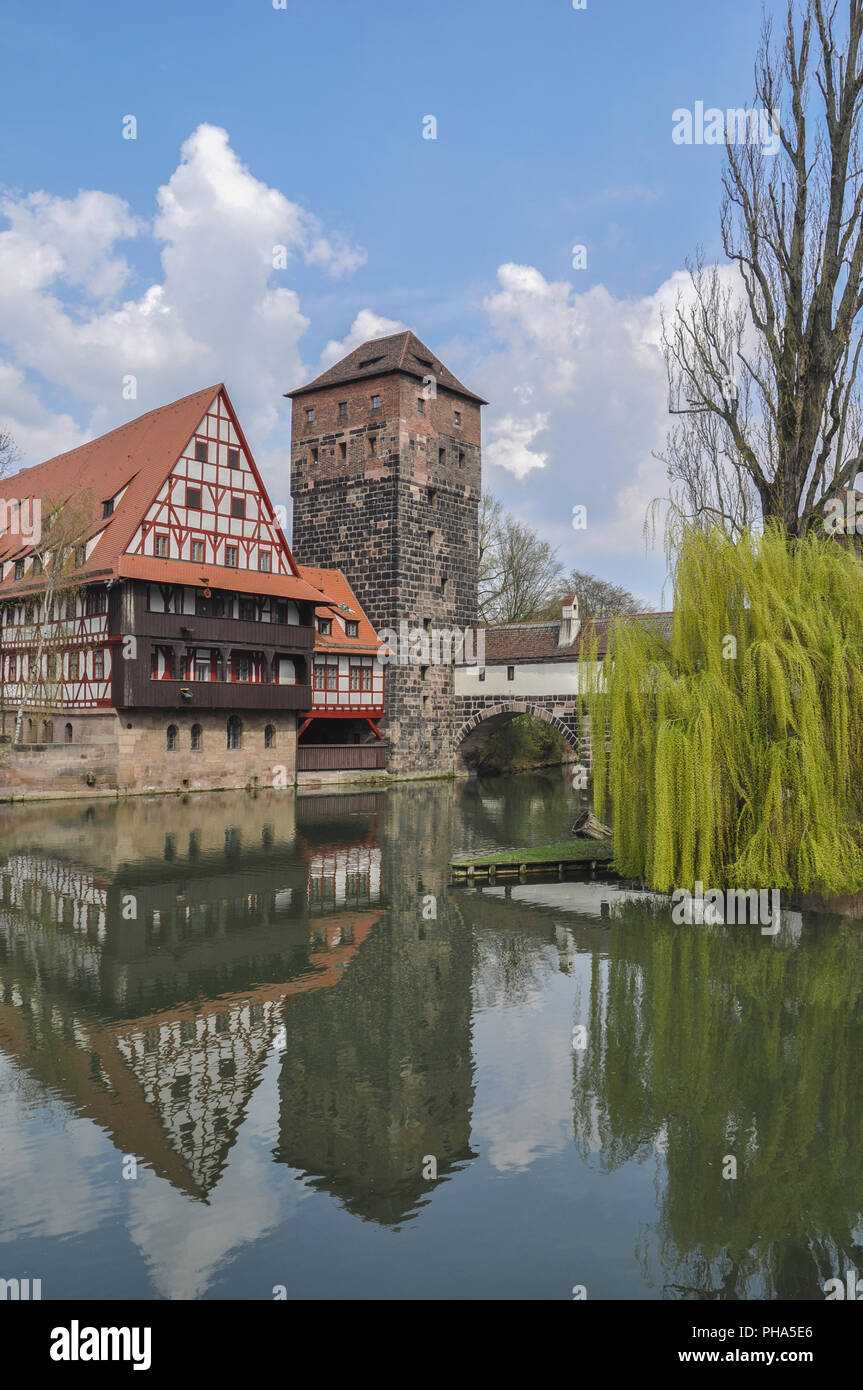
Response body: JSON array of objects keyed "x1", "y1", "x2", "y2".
[{"x1": 454, "y1": 701, "x2": 580, "y2": 767}]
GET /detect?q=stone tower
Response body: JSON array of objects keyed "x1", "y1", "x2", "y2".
[{"x1": 287, "y1": 331, "x2": 485, "y2": 775}]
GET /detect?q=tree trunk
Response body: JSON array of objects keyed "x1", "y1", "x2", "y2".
[{"x1": 572, "y1": 809, "x2": 612, "y2": 840}]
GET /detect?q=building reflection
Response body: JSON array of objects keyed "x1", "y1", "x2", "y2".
[{"x1": 0, "y1": 788, "x2": 477, "y2": 1222}]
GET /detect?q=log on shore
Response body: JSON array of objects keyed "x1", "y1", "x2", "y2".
[{"x1": 572, "y1": 809, "x2": 612, "y2": 840}]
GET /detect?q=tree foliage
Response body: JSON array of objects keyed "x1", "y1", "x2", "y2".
[
  {"x1": 478, "y1": 493, "x2": 563, "y2": 622},
  {"x1": 542, "y1": 570, "x2": 649, "y2": 621},
  {"x1": 584, "y1": 523, "x2": 863, "y2": 895}
]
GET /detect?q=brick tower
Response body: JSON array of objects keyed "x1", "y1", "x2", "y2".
[{"x1": 287, "y1": 331, "x2": 485, "y2": 775}]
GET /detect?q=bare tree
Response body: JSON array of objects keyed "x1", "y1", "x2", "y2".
[
  {"x1": 658, "y1": 1, "x2": 863, "y2": 539},
  {"x1": 9, "y1": 492, "x2": 92, "y2": 745},
  {"x1": 542, "y1": 570, "x2": 650, "y2": 621},
  {"x1": 0, "y1": 425, "x2": 21, "y2": 479},
  {"x1": 478, "y1": 493, "x2": 563, "y2": 623}
]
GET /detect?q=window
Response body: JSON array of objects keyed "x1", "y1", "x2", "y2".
[
  {"x1": 454, "y1": 410, "x2": 462, "y2": 426},
  {"x1": 93, "y1": 650, "x2": 104, "y2": 680},
  {"x1": 167, "y1": 724, "x2": 179, "y2": 752},
  {"x1": 306, "y1": 407, "x2": 315, "y2": 424},
  {"x1": 313, "y1": 662, "x2": 338, "y2": 691},
  {"x1": 339, "y1": 441, "x2": 347, "y2": 460},
  {"x1": 417, "y1": 397, "x2": 425, "y2": 414},
  {"x1": 309, "y1": 447, "x2": 319, "y2": 465},
  {"x1": 439, "y1": 447, "x2": 446, "y2": 466},
  {"x1": 264, "y1": 724, "x2": 275, "y2": 749},
  {"x1": 155, "y1": 534, "x2": 168, "y2": 558},
  {"x1": 7, "y1": 654, "x2": 17, "y2": 681},
  {"x1": 274, "y1": 600, "x2": 288, "y2": 624},
  {"x1": 234, "y1": 655, "x2": 250, "y2": 682},
  {"x1": 227, "y1": 447, "x2": 239, "y2": 469},
  {"x1": 371, "y1": 394, "x2": 381, "y2": 410},
  {"x1": 69, "y1": 651, "x2": 80, "y2": 681},
  {"x1": 102, "y1": 499, "x2": 114, "y2": 518},
  {"x1": 14, "y1": 560, "x2": 24, "y2": 581},
  {"x1": 350, "y1": 664, "x2": 372, "y2": 691},
  {"x1": 239, "y1": 598, "x2": 256, "y2": 622},
  {"x1": 191, "y1": 723, "x2": 202, "y2": 751},
  {"x1": 227, "y1": 715, "x2": 243, "y2": 750},
  {"x1": 317, "y1": 617, "x2": 332, "y2": 635},
  {"x1": 346, "y1": 620, "x2": 358, "y2": 638},
  {"x1": 458, "y1": 450, "x2": 466, "y2": 469},
  {"x1": 64, "y1": 722, "x2": 73, "y2": 744},
  {"x1": 191, "y1": 540, "x2": 205, "y2": 563},
  {"x1": 42, "y1": 720, "x2": 54, "y2": 744},
  {"x1": 151, "y1": 646, "x2": 174, "y2": 680},
  {"x1": 186, "y1": 486, "x2": 202, "y2": 510},
  {"x1": 194, "y1": 650, "x2": 213, "y2": 683},
  {"x1": 225, "y1": 545, "x2": 238, "y2": 568},
  {"x1": 231, "y1": 496, "x2": 246, "y2": 519},
  {"x1": 194, "y1": 440, "x2": 208, "y2": 463},
  {"x1": 507, "y1": 665, "x2": 515, "y2": 681},
  {"x1": 428, "y1": 487, "x2": 437, "y2": 506},
  {"x1": 259, "y1": 551, "x2": 271, "y2": 573},
  {"x1": 367, "y1": 435, "x2": 377, "y2": 458},
  {"x1": 85, "y1": 587, "x2": 107, "y2": 616},
  {"x1": 338, "y1": 401, "x2": 347, "y2": 418}
]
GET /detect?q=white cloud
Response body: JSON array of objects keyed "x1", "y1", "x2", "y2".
[
  {"x1": 318, "y1": 308, "x2": 407, "y2": 370},
  {"x1": 485, "y1": 411, "x2": 549, "y2": 480},
  {"x1": 0, "y1": 124, "x2": 367, "y2": 465}
]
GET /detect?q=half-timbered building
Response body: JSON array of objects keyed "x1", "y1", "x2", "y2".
[{"x1": 0, "y1": 385, "x2": 383, "y2": 792}]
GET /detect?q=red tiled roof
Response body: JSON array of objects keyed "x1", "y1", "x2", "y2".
[
  {"x1": 285, "y1": 331, "x2": 487, "y2": 404},
  {"x1": 119, "y1": 555, "x2": 333, "y2": 606},
  {"x1": 0, "y1": 385, "x2": 308, "y2": 600},
  {"x1": 299, "y1": 566, "x2": 382, "y2": 653},
  {"x1": 482, "y1": 612, "x2": 672, "y2": 663}
]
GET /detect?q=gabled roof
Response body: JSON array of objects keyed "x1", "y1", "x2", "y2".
[
  {"x1": 0, "y1": 385, "x2": 221, "y2": 576},
  {"x1": 0, "y1": 385, "x2": 330, "y2": 601},
  {"x1": 285, "y1": 330, "x2": 488, "y2": 404},
  {"x1": 299, "y1": 566, "x2": 382, "y2": 653}
]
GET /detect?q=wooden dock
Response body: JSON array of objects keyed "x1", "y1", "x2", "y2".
[{"x1": 450, "y1": 840, "x2": 614, "y2": 882}]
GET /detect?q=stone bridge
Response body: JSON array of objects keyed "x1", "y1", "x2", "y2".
[{"x1": 452, "y1": 695, "x2": 588, "y2": 769}]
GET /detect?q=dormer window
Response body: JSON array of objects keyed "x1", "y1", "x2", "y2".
[
  {"x1": 346, "y1": 620, "x2": 358, "y2": 638},
  {"x1": 195, "y1": 440, "x2": 208, "y2": 462},
  {"x1": 102, "y1": 498, "x2": 114, "y2": 518},
  {"x1": 318, "y1": 617, "x2": 332, "y2": 635}
]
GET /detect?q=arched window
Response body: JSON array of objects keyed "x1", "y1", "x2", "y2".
[
  {"x1": 264, "y1": 723, "x2": 275, "y2": 749},
  {"x1": 64, "y1": 722, "x2": 73, "y2": 744},
  {"x1": 166, "y1": 724, "x2": 178, "y2": 752},
  {"x1": 27, "y1": 718, "x2": 35, "y2": 743},
  {"x1": 227, "y1": 715, "x2": 243, "y2": 750},
  {"x1": 42, "y1": 720, "x2": 53, "y2": 744},
  {"x1": 190, "y1": 723, "x2": 202, "y2": 751}
]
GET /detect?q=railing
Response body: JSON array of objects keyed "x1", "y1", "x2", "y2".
[
  {"x1": 137, "y1": 612, "x2": 314, "y2": 648},
  {"x1": 122, "y1": 681, "x2": 313, "y2": 711},
  {"x1": 297, "y1": 743, "x2": 388, "y2": 772}
]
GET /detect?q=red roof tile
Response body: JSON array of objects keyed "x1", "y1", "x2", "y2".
[{"x1": 299, "y1": 566, "x2": 382, "y2": 653}]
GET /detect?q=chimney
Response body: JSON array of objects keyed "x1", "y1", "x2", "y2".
[{"x1": 558, "y1": 594, "x2": 580, "y2": 647}]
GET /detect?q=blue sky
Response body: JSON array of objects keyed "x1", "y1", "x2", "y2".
[{"x1": 0, "y1": 0, "x2": 780, "y2": 606}]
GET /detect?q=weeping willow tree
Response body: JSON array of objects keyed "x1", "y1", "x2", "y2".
[{"x1": 584, "y1": 524, "x2": 863, "y2": 895}]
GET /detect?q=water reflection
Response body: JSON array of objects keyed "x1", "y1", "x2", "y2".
[{"x1": 0, "y1": 770, "x2": 861, "y2": 1299}]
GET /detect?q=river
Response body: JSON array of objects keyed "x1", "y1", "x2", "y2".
[{"x1": 0, "y1": 770, "x2": 861, "y2": 1300}]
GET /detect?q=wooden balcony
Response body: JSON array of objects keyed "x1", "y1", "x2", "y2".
[
  {"x1": 120, "y1": 680, "x2": 313, "y2": 711},
  {"x1": 136, "y1": 611, "x2": 314, "y2": 649},
  {"x1": 297, "y1": 743, "x2": 388, "y2": 772}
]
